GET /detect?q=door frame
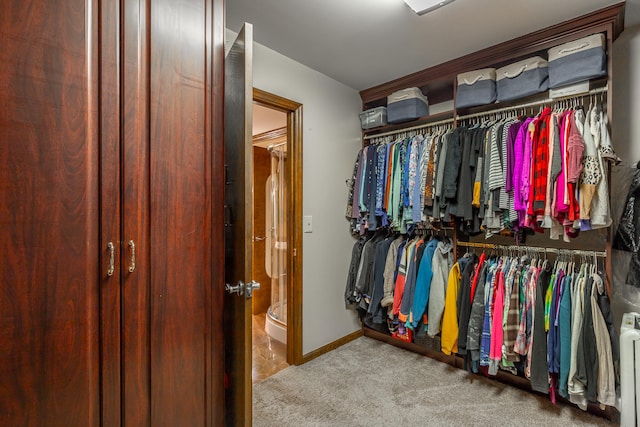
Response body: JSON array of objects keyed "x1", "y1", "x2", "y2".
[{"x1": 253, "y1": 88, "x2": 303, "y2": 365}]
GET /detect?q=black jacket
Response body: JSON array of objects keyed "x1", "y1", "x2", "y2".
[{"x1": 614, "y1": 169, "x2": 640, "y2": 287}]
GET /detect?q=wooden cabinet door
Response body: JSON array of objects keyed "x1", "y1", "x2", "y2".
[
  {"x1": 146, "y1": 0, "x2": 213, "y2": 425},
  {"x1": 0, "y1": 0, "x2": 225, "y2": 424},
  {"x1": 118, "y1": 0, "x2": 224, "y2": 425},
  {"x1": 0, "y1": 1, "x2": 102, "y2": 425},
  {"x1": 120, "y1": 0, "x2": 151, "y2": 425}
]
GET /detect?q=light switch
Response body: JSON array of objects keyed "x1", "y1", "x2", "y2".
[{"x1": 303, "y1": 215, "x2": 313, "y2": 233}]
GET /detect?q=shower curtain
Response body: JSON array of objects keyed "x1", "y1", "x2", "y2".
[{"x1": 266, "y1": 147, "x2": 287, "y2": 324}]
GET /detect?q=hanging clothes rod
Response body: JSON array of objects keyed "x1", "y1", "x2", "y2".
[
  {"x1": 456, "y1": 86, "x2": 608, "y2": 122},
  {"x1": 267, "y1": 141, "x2": 287, "y2": 151},
  {"x1": 363, "y1": 116, "x2": 454, "y2": 140},
  {"x1": 456, "y1": 241, "x2": 606, "y2": 258}
]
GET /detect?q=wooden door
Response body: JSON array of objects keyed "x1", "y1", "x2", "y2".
[
  {"x1": 0, "y1": 0, "x2": 101, "y2": 425},
  {"x1": 224, "y1": 24, "x2": 254, "y2": 426},
  {"x1": 147, "y1": 0, "x2": 213, "y2": 425},
  {"x1": 117, "y1": 0, "x2": 224, "y2": 425}
]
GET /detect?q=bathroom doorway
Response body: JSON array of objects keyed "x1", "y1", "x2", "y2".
[{"x1": 251, "y1": 89, "x2": 303, "y2": 382}]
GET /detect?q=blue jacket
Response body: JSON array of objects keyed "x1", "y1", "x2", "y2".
[{"x1": 408, "y1": 238, "x2": 438, "y2": 329}]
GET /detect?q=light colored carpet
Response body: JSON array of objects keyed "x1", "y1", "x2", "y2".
[{"x1": 253, "y1": 336, "x2": 615, "y2": 426}]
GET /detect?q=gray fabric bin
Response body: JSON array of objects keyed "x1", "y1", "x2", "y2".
[
  {"x1": 359, "y1": 106, "x2": 387, "y2": 129},
  {"x1": 496, "y1": 56, "x2": 548, "y2": 102},
  {"x1": 387, "y1": 87, "x2": 428, "y2": 124},
  {"x1": 455, "y1": 68, "x2": 497, "y2": 108},
  {"x1": 548, "y1": 34, "x2": 606, "y2": 88}
]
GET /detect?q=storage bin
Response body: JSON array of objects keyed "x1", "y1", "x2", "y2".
[
  {"x1": 548, "y1": 33, "x2": 607, "y2": 88},
  {"x1": 496, "y1": 56, "x2": 549, "y2": 102},
  {"x1": 455, "y1": 68, "x2": 497, "y2": 108},
  {"x1": 387, "y1": 87, "x2": 428, "y2": 124},
  {"x1": 359, "y1": 106, "x2": 387, "y2": 129},
  {"x1": 549, "y1": 80, "x2": 590, "y2": 99}
]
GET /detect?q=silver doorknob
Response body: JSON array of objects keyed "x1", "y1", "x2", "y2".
[
  {"x1": 245, "y1": 280, "x2": 260, "y2": 298},
  {"x1": 225, "y1": 280, "x2": 261, "y2": 299},
  {"x1": 225, "y1": 281, "x2": 244, "y2": 296}
]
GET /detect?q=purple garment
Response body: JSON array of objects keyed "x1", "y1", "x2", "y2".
[
  {"x1": 505, "y1": 121, "x2": 521, "y2": 192},
  {"x1": 520, "y1": 120, "x2": 534, "y2": 212},
  {"x1": 513, "y1": 118, "x2": 533, "y2": 215}
]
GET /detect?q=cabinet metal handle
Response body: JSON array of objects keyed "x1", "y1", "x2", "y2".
[
  {"x1": 128, "y1": 240, "x2": 136, "y2": 273},
  {"x1": 107, "y1": 242, "x2": 115, "y2": 277}
]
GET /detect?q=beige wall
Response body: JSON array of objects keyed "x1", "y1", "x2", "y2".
[{"x1": 226, "y1": 29, "x2": 363, "y2": 355}]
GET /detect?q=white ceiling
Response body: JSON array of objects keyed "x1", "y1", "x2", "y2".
[
  {"x1": 227, "y1": 0, "x2": 639, "y2": 92},
  {"x1": 253, "y1": 104, "x2": 286, "y2": 136}
]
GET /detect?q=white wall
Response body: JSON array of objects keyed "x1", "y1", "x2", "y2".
[
  {"x1": 226, "y1": 30, "x2": 363, "y2": 355},
  {"x1": 612, "y1": 23, "x2": 640, "y2": 165}
]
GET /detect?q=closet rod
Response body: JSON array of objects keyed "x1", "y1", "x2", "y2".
[
  {"x1": 456, "y1": 86, "x2": 608, "y2": 122},
  {"x1": 267, "y1": 141, "x2": 287, "y2": 151},
  {"x1": 363, "y1": 117, "x2": 454, "y2": 141},
  {"x1": 456, "y1": 241, "x2": 606, "y2": 258}
]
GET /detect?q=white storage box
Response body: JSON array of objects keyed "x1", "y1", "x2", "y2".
[
  {"x1": 455, "y1": 68, "x2": 497, "y2": 108},
  {"x1": 496, "y1": 56, "x2": 549, "y2": 102},
  {"x1": 359, "y1": 106, "x2": 387, "y2": 129},
  {"x1": 548, "y1": 33, "x2": 607, "y2": 88},
  {"x1": 549, "y1": 80, "x2": 590, "y2": 99},
  {"x1": 387, "y1": 87, "x2": 428, "y2": 124}
]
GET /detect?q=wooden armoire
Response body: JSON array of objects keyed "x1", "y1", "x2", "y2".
[{"x1": 0, "y1": 0, "x2": 228, "y2": 425}]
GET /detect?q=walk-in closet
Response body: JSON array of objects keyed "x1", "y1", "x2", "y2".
[{"x1": 346, "y1": 3, "x2": 625, "y2": 421}]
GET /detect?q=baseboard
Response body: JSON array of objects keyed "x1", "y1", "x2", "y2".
[{"x1": 301, "y1": 329, "x2": 363, "y2": 364}]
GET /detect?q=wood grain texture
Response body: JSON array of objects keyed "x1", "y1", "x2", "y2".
[
  {"x1": 210, "y1": 0, "x2": 226, "y2": 424},
  {"x1": 224, "y1": 24, "x2": 254, "y2": 427},
  {"x1": 121, "y1": 0, "x2": 151, "y2": 424},
  {"x1": 149, "y1": 0, "x2": 210, "y2": 425},
  {"x1": 99, "y1": 0, "x2": 122, "y2": 425},
  {"x1": 0, "y1": 0, "x2": 100, "y2": 424},
  {"x1": 287, "y1": 105, "x2": 304, "y2": 366},
  {"x1": 252, "y1": 147, "x2": 272, "y2": 315}
]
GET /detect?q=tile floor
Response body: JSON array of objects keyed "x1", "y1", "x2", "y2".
[{"x1": 252, "y1": 313, "x2": 289, "y2": 383}]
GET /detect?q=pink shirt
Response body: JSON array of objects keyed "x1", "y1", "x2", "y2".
[
  {"x1": 490, "y1": 269, "x2": 505, "y2": 362},
  {"x1": 566, "y1": 113, "x2": 585, "y2": 184}
]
